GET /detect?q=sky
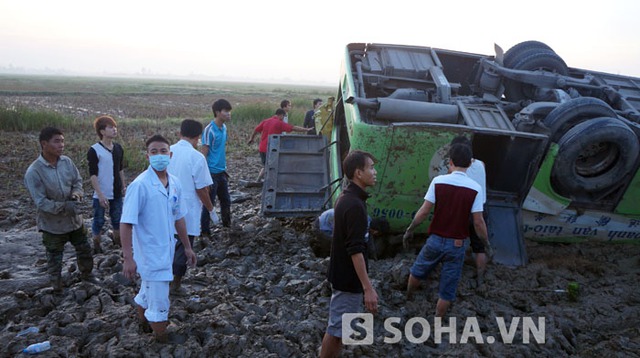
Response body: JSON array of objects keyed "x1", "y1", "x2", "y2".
[{"x1": 1, "y1": 0, "x2": 639, "y2": 85}]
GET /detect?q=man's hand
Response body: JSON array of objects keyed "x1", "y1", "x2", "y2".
[
  {"x1": 403, "y1": 229, "x2": 414, "y2": 249},
  {"x1": 364, "y1": 287, "x2": 378, "y2": 314},
  {"x1": 98, "y1": 194, "x2": 108, "y2": 208},
  {"x1": 484, "y1": 241, "x2": 494, "y2": 260},
  {"x1": 209, "y1": 210, "x2": 220, "y2": 225},
  {"x1": 123, "y1": 257, "x2": 137, "y2": 281},
  {"x1": 247, "y1": 138, "x2": 254, "y2": 145},
  {"x1": 185, "y1": 248, "x2": 197, "y2": 267}
]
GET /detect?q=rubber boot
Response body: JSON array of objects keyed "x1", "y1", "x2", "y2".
[
  {"x1": 136, "y1": 305, "x2": 152, "y2": 333},
  {"x1": 150, "y1": 321, "x2": 169, "y2": 343}
]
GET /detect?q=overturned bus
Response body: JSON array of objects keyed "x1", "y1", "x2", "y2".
[{"x1": 261, "y1": 41, "x2": 640, "y2": 265}]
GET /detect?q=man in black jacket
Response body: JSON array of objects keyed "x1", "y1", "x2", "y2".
[{"x1": 320, "y1": 150, "x2": 378, "y2": 357}]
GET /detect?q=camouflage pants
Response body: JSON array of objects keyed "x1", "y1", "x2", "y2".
[{"x1": 42, "y1": 226, "x2": 93, "y2": 282}]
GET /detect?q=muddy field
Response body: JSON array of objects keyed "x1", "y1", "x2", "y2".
[{"x1": 1, "y1": 79, "x2": 640, "y2": 357}]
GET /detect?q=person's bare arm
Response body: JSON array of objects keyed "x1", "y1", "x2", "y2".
[
  {"x1": 351, "y1": 253, "x2": 378, "y2": 313},
  {"x1": 119, "y1": 169, "x2": 126, "y2": 195},
  {"x1": 472, "y1": 212, "x2": 489, "y2": 245},
  {"x1": 291, "y1": 125, "x2": 314, "y2": 133},
  {"x1": 403, "y1": 200, "x2": 434, "y2": 248},
  {"x1": 248, "y1": 130, "x2": 259, "y2": 145},
  {"x1": 196, "y1": 186, "x2": 214, "y2": 212},
  {"x1": 175, "y1": 218, "x2": 197, "y2": 267},
  {"x1": 405, "y1": 200, "x2": 433, "y2": 233},
  {"x1": 120, "y1": 223, "x2": 136, "y2": 280},
  {"x1": 200, "y1": 145, "x2": 209, "y2": 157},
  {"x1": 90, "y1": 175, "x2": 108, "y2": 208}
]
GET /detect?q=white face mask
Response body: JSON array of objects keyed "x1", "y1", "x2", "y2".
[{"x1": 149, "y1": 154, "x2": 170, "y2": 171}]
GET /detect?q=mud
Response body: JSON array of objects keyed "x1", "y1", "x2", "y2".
[{"x1": 1, "y1": 108, "x2": 640, "y2": 357}]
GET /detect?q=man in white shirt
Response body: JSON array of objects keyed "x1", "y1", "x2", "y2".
[
  {"x1": 167, "y1": 119, "x2": 218, "y2": 295},
  {"x1": 451, "y1": 136, "x2": 491, "y2": 288},
  {"x1": 120, "y1": 134, "x2": 196, "y2": 343}
]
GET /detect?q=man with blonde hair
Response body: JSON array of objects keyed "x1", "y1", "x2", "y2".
[{"x1": 87, "y1": 115, "x2": 126, "y2": 253}]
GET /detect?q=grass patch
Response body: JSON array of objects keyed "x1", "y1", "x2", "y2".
[
  {"x1": 0, "y1": 105, "x2": 79, "y2": 131},
  {"x1": 0, "y1": 74, "x2": 334, "y2": 177}
]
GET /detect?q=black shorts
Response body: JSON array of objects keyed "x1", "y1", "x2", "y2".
[
  {"x1": 469, "y1": 222, "x2": 485, "y2": 254},
  {"x1": 468, "y1": 211, "x2": 488, "y2": 254},
  {"x1": 260, "y1": 152, "x2": 266, "y2": 165}
]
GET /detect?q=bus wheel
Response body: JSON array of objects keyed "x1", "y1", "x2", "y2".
[
  {"x1": 543, "y1": 97, "x2": 618, "y2": 143},
  {"x1": 551, "y1": 117, "x2": 639, "y2": 196}
]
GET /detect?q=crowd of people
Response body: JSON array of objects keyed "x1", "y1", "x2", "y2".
[{"x1": 24, "y1": 97, "x2": 492, "y2": 349}]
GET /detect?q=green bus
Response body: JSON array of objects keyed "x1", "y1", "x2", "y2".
[{"x1": 262, "y1": 41, "x2": 640, "y2": 265}]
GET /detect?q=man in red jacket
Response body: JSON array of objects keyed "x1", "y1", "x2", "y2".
[{"x1": 247, "y1": 108, "x2": 311, "y2": 181}]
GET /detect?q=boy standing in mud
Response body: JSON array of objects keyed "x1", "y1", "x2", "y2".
[
  {"x1": 120, "y1": 134, "x2": 196, "y2": 343},
  {"x1": 320, "y1": 150, "x2": 378, "y2": 358},
  {"x1": 403, "y1": 143, "x2": 489, "y2": 317},
  {"x1": 167, "y1": 119, "x2": 217, "y2": 295},
  {"x1": 200, "y1": 99, "x2": 233, "y2": 233},
  {"x1": 24, "y1": 127, "x2": 95, "y2": 292},
  {"x1": 87, "y1": 115, "x2": 126, "y2": 254}
]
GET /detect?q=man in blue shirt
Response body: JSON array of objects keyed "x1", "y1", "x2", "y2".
[{"x1": 200, "y1": 99, "x2": 233, "y2": 233}]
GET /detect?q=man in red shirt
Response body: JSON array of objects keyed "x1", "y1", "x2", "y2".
[{"x1": 247, "y1": 109, "x2": 311, "y2": 181}]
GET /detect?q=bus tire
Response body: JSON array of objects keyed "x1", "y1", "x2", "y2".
[
  {"x1": 543, "y1": 97, "x2": 617, "y2": 143},
  {"x1": 552, "y1": 117, "x2": 639, "y2": 195},
  {"x1": 504, "y1": 49, "x2": 568, "y2": 102},
  {"x1": 504, "y1": 40, "x2": 554, "y2": 68}
]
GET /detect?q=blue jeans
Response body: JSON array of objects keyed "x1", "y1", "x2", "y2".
[
  {"x1": 200, "y1": 172, "x2": 231, "y2": 233},
  {"x1": 91, "y1": 197, "x2": 123, "y2": 236},
  {"x1": 410, "y1": 234, "x2": 468, "y2": 301}
]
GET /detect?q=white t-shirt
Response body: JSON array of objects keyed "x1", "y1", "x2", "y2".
[
  {"x1": 91, "y1": 143, "x2": 115, "y2": 199},
  {"x1": 168, "y1": 139, "x2": 213, "y2": 236},
  {"x1": 120, "y1": 167, "x2": 187, "y2": 281},
  {"x1": 465, "y1": 158, "x2": 486, "y2": 204},
  {"x1": 425, "y1": 171, "x2": 484, "y2": 213}
]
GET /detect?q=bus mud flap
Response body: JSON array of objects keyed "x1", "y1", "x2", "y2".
[{"x1": 485, "y1": 200, "x2": 527, "y2": 266}]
